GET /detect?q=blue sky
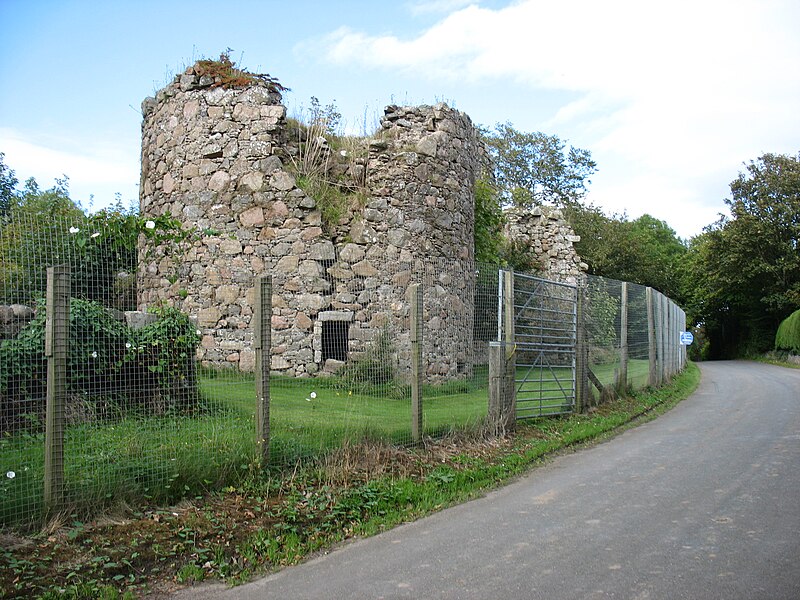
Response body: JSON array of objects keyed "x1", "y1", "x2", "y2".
[{"x1": 1, "y1": 0, "x2": 798, "y2": 239}]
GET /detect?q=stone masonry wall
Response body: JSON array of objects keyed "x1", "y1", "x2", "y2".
[
  {"x1": 138, "y1": 65, "x2": 483, "y2": 379},
  {"x1": 504, "y1": 206, "x2": 587, "y2": 286}
]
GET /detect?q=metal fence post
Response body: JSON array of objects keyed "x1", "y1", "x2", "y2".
[
  {"x1": 618, "y1": 281, "x2": 628, "y2": 393},
  {"x1": 409, "y1": 283, "x2": 423, "y2": 445},
  {"x1": 575, "y1": 284, "x2": 587, "y2": 413},
  {"x1": 254, "y1": 275, "x2": 272, "y2": 466},
  {"x1": 44, "y1": 265, "x2": 69, "y2": 515}
]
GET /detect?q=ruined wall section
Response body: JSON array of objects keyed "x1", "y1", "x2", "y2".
[
  {"x1": 139, "y1": 68, "x2": 323, "y2": 374},
  {"x1": 357, "y1": 105, "x2": 482, "y2": 378},
  {"x1": 504, "y1": 206, "x2": 587, "y2": 286},
  {"x1": 139, "y1": 69, "x2": 482, "y2": 379}
]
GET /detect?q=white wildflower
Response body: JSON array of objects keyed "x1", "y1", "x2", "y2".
[
  {"x1": 69, "y1": 226, "x2": 80, "y2": 234},
  {"x1": 310, "y1": 391, "x2": 317, "y2": 399},
  {"x1": 6, "y1": 471, "x2": 14, "y2": 479},
  {"x1": 91, "y1": 351, "x2": 98, "y2": 358},
  {"x1": 90, "y1": 232, "x2": 100, "y2": 239},
  {"x1": 196, "y1": 330, "x2": 202, "y2": 336},
  {"x1": 145, "y1": 220, "x2": 156, "y2": 229},
  {"x1": 125, "y1": 342, "x2": 132, "y2": 349}
]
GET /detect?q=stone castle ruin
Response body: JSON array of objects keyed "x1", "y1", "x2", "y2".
[{"x1": 138, "y1": 61, "x2": 585, "y2": 379}]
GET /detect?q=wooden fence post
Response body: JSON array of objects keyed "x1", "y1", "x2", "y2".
[
  {"x1": 618, "y1": 281, "x2": 628, "y2": 393},
  {"x1": 646, "y1": 287, "x2": 657, "y2": 387},
  {"x1": 44, "y1": 265, "x2": 69, "y2": 515},
  {"x1": 254, "y1": 275, "x2": 272, "y2": 466},
  {"x1": 489, "y1": 270, "x2": 516, "y2": 432},
  {"x1": 409, "y1": 283, "x2": 423, "y2": 445}
]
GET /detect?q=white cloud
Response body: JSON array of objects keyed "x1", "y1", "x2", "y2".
[
  {"x1": 316, "y1": 0, "x2": 800, "y2": 237},
  {"x1": 406, "y1": 0, "x2": 476, "y2": 16},
  {"x1": 0, "y1": 128, "x2": 139, "y2": 208}
]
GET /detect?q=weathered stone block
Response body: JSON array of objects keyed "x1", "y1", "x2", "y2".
[
  {"x1": 275, "y1": 255, "x2": 299, "y2": 274},
  {"x1": 209, "y1": 171, "x2": 231, "y2": 192},
  {"x1": 309, "y1": 241, "x2": 336, "y2": 261},
  {"x1": 296, "y1": 312, "x2": 313, "y2": 330},
  {"x1": 220, "y1": 239, "x2": 243, "y2": 255},
  {"x1": 216, "y1": 284, "x2": 240, "y2": 304},
  {"x1": 198, "y1": 307, "x2": 221, "y2": 327},
  {"x1": 350, "y1": 221, "x2": 377, "y2": 244},
  {"x1": 297, "y1": 293, "x2": 329, "y2": 312},
  {"x1": 270, "y1": 170, "x2": 296, "y2": 191},
  {"x1": 352, "y1": 260, "x2": 379, "y2": 277},
  {"x1": 239, "y1": 206, "x2": 265, "y2": 226},
  {"x1": 340, "y1": 243, "x2": 366, "y2": 263},
  {"x1": 239, "y1": 349, "x2": 256, "y2": 371},
  {"x1": 239, "y1": 172, "x2": 264, "y2": 192}
]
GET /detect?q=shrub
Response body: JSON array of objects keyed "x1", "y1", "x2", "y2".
[
  {"x1": 0, "y1": 300, "x2": 200, "y2": 435},
  {"x1": 775, "y1": 308, "x2": 800, "y2": 353},
  {"x1": 125, "y1": 305, "x2": 201, "y2": 413}
]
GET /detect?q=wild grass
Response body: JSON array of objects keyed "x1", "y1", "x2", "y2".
[
  {"x1": 0, "y1": 358, "x2": 670, "y2": 530},
  {"x1": 0, "y1": 364, "x2": 700, "y2": 598}
]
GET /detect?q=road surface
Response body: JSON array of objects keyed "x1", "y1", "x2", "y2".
[{"x1": 176, "y1": 361, "x2": 800, "y2": 599}]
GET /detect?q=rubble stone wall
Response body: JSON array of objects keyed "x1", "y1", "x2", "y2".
[
  {"x1": 138, "y1": 64, "x2": 585, "y2": 379},
  {"x1": 504, "y1": 206, "x2": 587, "y2": 286},
  {"x1": 138, "y1": 66, "x2": 484, "y2": 379}
]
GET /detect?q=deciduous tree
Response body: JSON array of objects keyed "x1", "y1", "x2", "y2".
[
  {"x1": 482, "y1": 123, "x2": 596, "y2": 208},
  {"x1": 685, "y1": 152, "x2": 800, "y2": 357}
]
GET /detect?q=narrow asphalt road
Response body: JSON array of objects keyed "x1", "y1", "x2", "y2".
[{"x1": 177, "y1": 361, "x2": 800, "y2": 599}]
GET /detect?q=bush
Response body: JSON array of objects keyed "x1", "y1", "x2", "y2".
[
  {"x1": 775, "y1": 308, "x2": 800, "y2": 354},
  {"x1": 0, "y1": 300, "x2": 200, "y2": 434},
  {"x1": 125, "y1": 305, "x2": 201, "y2": 413}
]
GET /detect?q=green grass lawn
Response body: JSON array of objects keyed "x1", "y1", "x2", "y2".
[
  {"x1": 590, "y1": 358, "x2": 651, "y2": 390},
  {"x1": 0, "y1": 358, "x2": 659, "y2": 529},
  {"x1": 1, "y1": 369, "x2": 491, "y2": 528}
]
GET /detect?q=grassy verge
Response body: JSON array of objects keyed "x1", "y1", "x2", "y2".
[
  {"x1": 755, "y1": 353, "x2": 800, "y2": 369},
  {"x1": 0, "y1": 363, "x2": 699, "y2": 599}
]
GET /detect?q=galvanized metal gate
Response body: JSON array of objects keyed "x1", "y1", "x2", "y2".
[{"x1": 504, "y1": 271, "x2": 578, "y2": 419}]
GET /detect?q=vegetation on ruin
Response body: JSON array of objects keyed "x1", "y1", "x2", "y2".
[
  {"x1": 287, "y1": 98, "x2": 371, "y2": 232},
  {"x1": 193, "y1": 50, "x2": 288, "y2": 93}
]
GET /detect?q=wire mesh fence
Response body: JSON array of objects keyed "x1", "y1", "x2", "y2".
[
  {"x1": 583, "y1": 274, "x2": 686, "y2": 401},
  {"x1": 0, "y1": 212, "x2": 687, "y2": 529},
  {"x1": 0, "y1": 213, "x2": 255, "y2": 529},
  {"x1": 266, "y1": 257, "x2": 493, "y2": 463}
]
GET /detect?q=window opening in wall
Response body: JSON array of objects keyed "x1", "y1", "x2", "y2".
[{"x1": 322, "y1": 320, "x2": 349, "y2": 362}]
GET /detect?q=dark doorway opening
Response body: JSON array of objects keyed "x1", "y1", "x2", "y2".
[{"x1": 322, "y1": 320, "x2": 349, "y2": 362}]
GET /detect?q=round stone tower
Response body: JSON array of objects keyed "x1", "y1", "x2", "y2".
[{"x1": 139, "y1": 61, "x2": 483, "y2": 379}]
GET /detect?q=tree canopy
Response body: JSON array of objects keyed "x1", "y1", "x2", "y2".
[
  {"x1": 684, "y1": 153, "x2": 800, "y2": 357},
  {"x1": 565, "y1": 204, "x2": 688, "y2": 300},
  {"x1": 482, "y1": 122, "x2": 597, "y2": 209}
]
